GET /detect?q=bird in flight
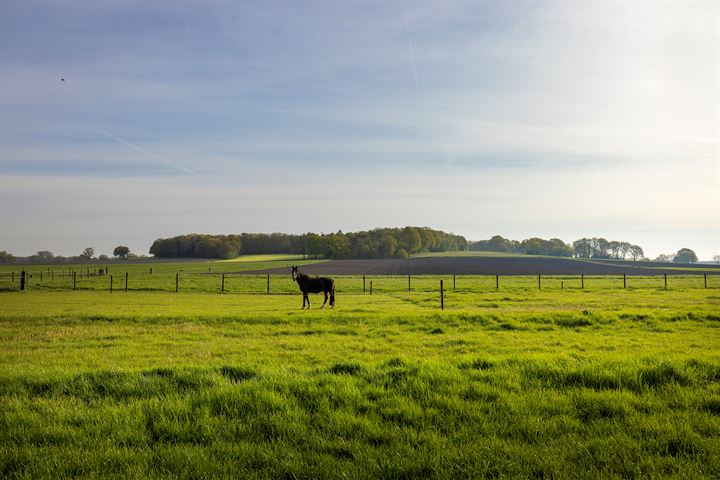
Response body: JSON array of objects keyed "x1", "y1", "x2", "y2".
[{"x1": 60, "y1": 78, "x2": 65, "y2": 83}]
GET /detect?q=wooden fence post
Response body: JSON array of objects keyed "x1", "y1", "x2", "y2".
[
  {"x1": 581, "y1": 274, "x2": 584, "y2": 289},
  {"x1": 110, "y1": 275, "x2": 113, "y2": 293},
  {"x1": 73, "y1": 271, "x2": 77, "y2": 291},
  {"x1": 125, "y1": 272, "x2": 128, "y2": 292},
  {"x1": 453, "y1": 274, "x2": 456, "y2": 291},
  {"x1": 221, "y1": 274, "x2": 225, "y2": 293},
  {"x1": 408, "y1": 274, "x2": 411, "y2": 292},
  {"x1": 440, "y1": 280, "x2": 444, "y2": 310},
  {"x1": 561, "y1": 281, "x2": 564, "y2": 290},
  {"x1": 370, "y1": 281, "x2": 373, "y2": 295},
  {"x1": 623, "y1": 273, "x2": 626, "y2": 289},
  {"x1": 495, "y1": 274, "x2": 499, "y2": 290},
  {"x1": 40, "y1": 270, "x2": 43, "y2": 283},
  {"x1": 267, "y1": 274, "x2": 270, "y2": 294},
  {"x1": 664, "y1": 274, "x2": 667, "y2": 290},
  {"x1": 538, "y1": 274, "x2": 541, "y2": 290},
  {"x1": 150, "y1": 267, "x2": 153, "y2": 275},
  {"x1": 175, "y1": 273, "x2": 179, "y2": 293},
  {"x1": 704, "y1": 274, "x2": 707, "y2": 289},
  {"x1": 363, "y1": 275, "x2": 366, "y2": 293},
  {"x1": 20, "y1": 271, "x2": 26, "y2": 291}
]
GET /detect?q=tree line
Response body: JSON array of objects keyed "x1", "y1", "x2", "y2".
[
  {"x1": 469, "y1": 236, "x2": 574, "y2": 257},
  {"x1": 148, "y1": 227, "x2": 468, "y2": 260},
  {"x1": 0, "y1": 247, "x2": 143, "y2": 264},
  {"x1": 468, "y1": 235, "x2": 704, "y2": 263},
  {"x1": 0, "y1": 231, "x2": 704, "y2": 264},
  {"x1": 469, "y1": 235, "x2": 644, "y2": 259}
]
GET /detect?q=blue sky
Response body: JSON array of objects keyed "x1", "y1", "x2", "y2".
[{"x1": 1, "y1": 1, "x2": 718, "y2": 259}]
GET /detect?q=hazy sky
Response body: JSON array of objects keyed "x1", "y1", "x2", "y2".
[{"x1": 1, "y1": 1, "x2": 718, "y2": 259}]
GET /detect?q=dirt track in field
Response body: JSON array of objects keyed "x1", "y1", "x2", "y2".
[{"x1": 240, "y1": 256, "x2": 720, "y2": 276}]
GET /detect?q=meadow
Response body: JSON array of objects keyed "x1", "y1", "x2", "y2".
[{"x1": 1, "y1": 257, "x2": 719, "y2": 478}]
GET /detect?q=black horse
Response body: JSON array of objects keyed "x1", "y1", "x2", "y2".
[{"x1": 292, "y1": 266, "x2": 335, "y2": 309}]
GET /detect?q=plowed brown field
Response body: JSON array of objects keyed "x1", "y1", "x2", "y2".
[{"x1": 241, "y1": 256, "x2": 720, "y2": 276}]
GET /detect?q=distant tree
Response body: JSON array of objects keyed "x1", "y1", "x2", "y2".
[
  {"x1": 619, "y1": 242, "x2": 632, "y2": 260},
  {"x1": 520, "y1": 237, "x2": 544, "y2": 255},
  {"x1": 518, "y1": 237, "x2": 572, "y2": 257},
  {"x1": 572, "y1": 238, "x2": 593, "y2": 258},
  {"x1": 149, "y1": 238, "x2": 179, "y2": 257},
  {"x1": 98, "y1": 254, "x2": 109, "y2": 261},
  {"x1": 0, "y1": 251, "x2": 15, "y2": 263},
  {"x1": 654, "y1": 254, "x2": 674, "y2": 263},
  {"x1": 400, "y1": 227, "x2": 422, "y2": 254},
  {"x1": 629, "y1": 245, "x2": 644, "y2": 261},
  {"x1": 486, "y1": 235, "x2": 513, "y2": 252},
  {"x1": 379, "y1": 235, "x2": 398, "y2": 258},
  {"x1": 592, "y1": 238, "x2": 611, "y2": 258},
  {"x1": 673, "y1": 248, "x2": 698, "y2": 264},
  {"x1": 33, "y1": 251, "x2": 55, "y2": 262},
  {"x1": 79, "y1": 247, "x2": 95, "y2": 260},
  {"x1": 194, "y1": 238, "x2": 236, "y2": 259},
  {"x1": 713, "y1": 255, "x2": 720, "y2": 262},
  {"x1": 304, "y1": 233, "x2": 326, "y2": 259},
  {"x1": 547, "y1": 238, "x2": 573, "y2": 257},
  {"x1": 326, "y1": 233, "x2": 350, "y2": 259},
  {"x1": 419, "y1": 229, "x2": 437, "y2": 251},
  {"x1": 113, "y1": 246, "x2": 130, "y2": 259}
]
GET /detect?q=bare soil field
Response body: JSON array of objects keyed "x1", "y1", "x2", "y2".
[{"x1": 242, "y1": 255, "x2": 720, "y2": 276}]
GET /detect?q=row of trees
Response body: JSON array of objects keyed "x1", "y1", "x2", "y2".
[
  {"x1": 469, "y1": 235, "x2": 707, "y2": 264},
  {"x1": 148, "y1": 227, "x2": 469, "y2": 260},
  {"x1": 571, "y1": 238, "x2": 644, "y2": 260},
  {"x1": 1, "y1": 233, "x2": 708, "y2": 264},
  {"x1": 654, "y1": 248, "x2": 699, "y2": 264},
  {"x1": 469, "y1": 236, "x2": 573, "y2": 257},
  {"x1": 469, "y1": 235, "x2": 645, "y2": 260},
  {"x1": 0, "y1": 247, "x2": 135, "y2": 264}
]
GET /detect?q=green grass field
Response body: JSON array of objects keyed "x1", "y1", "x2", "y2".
[{"x1": 1, "y1": 259, "x2": 719, "y2": 478}]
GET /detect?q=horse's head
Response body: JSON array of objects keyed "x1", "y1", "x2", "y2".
[{"x1": 291, "y1": 265, "x2": 298, "y2": 282}]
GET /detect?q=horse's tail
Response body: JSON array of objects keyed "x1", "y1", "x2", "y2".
[{"x1": 330, "y1": 281, "x2": 335, "y2": 307}]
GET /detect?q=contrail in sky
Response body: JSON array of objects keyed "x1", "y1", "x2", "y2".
[
  {"x1": 404, "y1": 17, "x2": 420, "y2": 87},
  {"x1": 98, "y1": 129, "x2": 196, "y2": 175},
  {"x1": 408, "y1": 38, "x2": 420, "y2": 87}
]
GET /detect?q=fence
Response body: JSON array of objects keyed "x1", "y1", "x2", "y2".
[{"x1": 1, "y1": 271, "x2": 718, "y2": 295}]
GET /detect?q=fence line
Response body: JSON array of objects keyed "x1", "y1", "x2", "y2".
[{"x1": 1, "y1": 271, "x2": 719, "y2": 296}]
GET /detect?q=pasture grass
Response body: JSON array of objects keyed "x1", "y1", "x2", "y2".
[{"x1": 1, "y1": 283, "x2": 719, "y2": 478}]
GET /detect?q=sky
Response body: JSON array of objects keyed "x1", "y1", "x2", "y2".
[{"x1": 1, "y1": 1, "x2": 718, "y2": 260}]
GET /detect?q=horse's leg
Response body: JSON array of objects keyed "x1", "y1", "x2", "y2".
[
  {"x1": 302, "y1": 292, "x2": 307, "y2": 309},
  {"x1": 330, "y1": 286, "x2": 335, "y2": 309},
  {"x1": 321, "y1": 291, "x2": 328, "y2": 309},
  {"x1": 305, "y1": 293, "x2": 311, "y2": 309}
]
